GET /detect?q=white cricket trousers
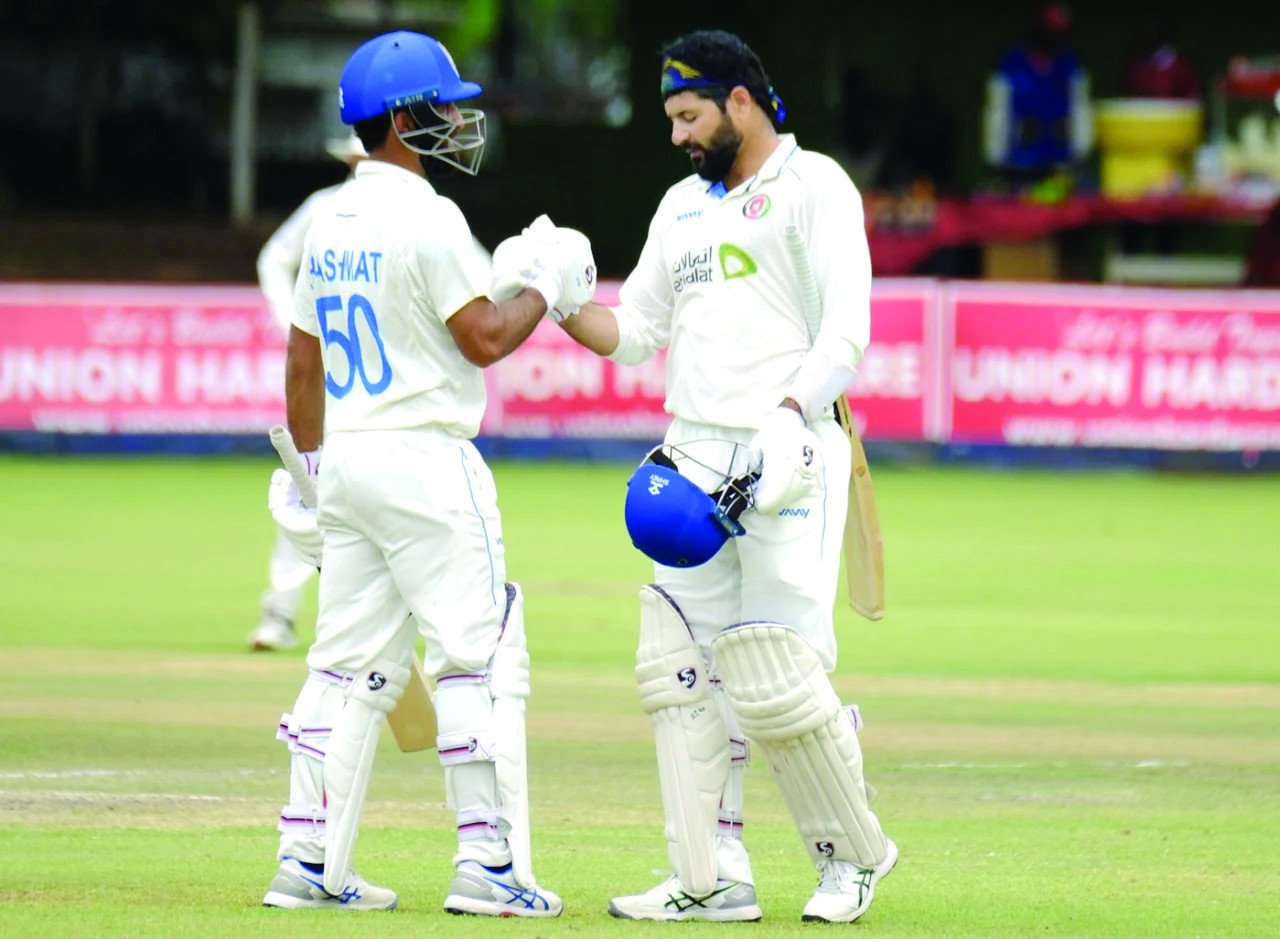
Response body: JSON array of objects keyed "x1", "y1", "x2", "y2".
[
  {"x1": 656, "y1": 414, "x2": 851, "y2": 671},
  {"x1": 308, "y1": 427, "x2": 508, "y2": 679}
]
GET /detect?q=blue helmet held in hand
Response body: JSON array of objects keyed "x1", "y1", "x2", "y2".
[{"x1": 624, "y1": 447, "x2": 754, "y2": 568}]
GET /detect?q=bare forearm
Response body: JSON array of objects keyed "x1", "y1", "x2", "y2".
[
  {"x1": 285, "y1": 326, "x2": 325, "y2": 450},
  {"x1": 558, "y1": 300, "x2": 620, "y2": 356},
  {"x1": 486, "y1": 288, "x2": 550, "y2": 363}
]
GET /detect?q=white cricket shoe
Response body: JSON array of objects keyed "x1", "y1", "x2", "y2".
[
  {"x1": 261, "y1": 856, "x2": 397, "y2": 910},
  {"x1": 608, "y1": 874, "x2": 762, "y2": 922},
  {"x1": 248, "y1": 614, "x2": 298, "y2": 651},
  {"x1": 444, "y1": 860, "x2": 563, "y2": 917},
  {"x1": 801, "y1": 838, "x2": 898, "y2": 923}
]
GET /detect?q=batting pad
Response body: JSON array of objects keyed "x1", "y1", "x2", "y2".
[
  {"x1": 712, "y1": 622, "x2": 888, "y2": 868},
  {"x1": 635, "y1": 585, "x2": 730, "y2": 897},
  {"x1": 274, "y1": 671, "x2": 346, "y2": 861},
  {"x1": 321, "y1": 658, "x2": 408, "y2": 895},
  {"x1": 491, "y1": 582, "x2": 536, "y2": 888}
]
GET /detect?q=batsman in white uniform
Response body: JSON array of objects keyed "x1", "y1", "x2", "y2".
[
  {"x1": 260, "y1": 29, "x2": 593, "y2": 915},
  {"x1": 528, "y1": 29, "x2": 897, "y2": 924},
  {"x1": 249, "y1": 134, "x2": 366, "y2": 652}
]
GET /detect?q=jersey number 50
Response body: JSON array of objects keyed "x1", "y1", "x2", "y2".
[{"x1": 315, "y1": 293, "x2": 393, "y2": 398}]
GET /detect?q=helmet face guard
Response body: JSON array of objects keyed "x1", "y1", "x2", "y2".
[
  {"x1": 395, "y1": 100, "x2": 486, "y2": 176},
  {"x1": 623, "y1": 444, "x2": 756, "y2": 568}
]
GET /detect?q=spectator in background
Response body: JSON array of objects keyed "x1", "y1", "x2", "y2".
[
  {"x1": 983, "y1": 2, "x2": 1093, "y2": 193},
  {"x1": 1124, "y1": 17, "x2": 1200, "y2": 101},
  {"x1": 248, "y1": 134, "x2": 366, "y2": 652}
]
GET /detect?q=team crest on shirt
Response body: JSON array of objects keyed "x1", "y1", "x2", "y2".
[{"x1": 742, "y1": 194, "x2": 771, "y2": 219}]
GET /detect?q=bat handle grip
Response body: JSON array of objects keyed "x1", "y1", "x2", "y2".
[{"x1": 268, "y1": 424, "x2": 319, "y2": 509}]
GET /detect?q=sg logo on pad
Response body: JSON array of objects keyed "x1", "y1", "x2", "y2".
[{"x1": 677, "y1": 667, "x2": 697, "y2": 689}]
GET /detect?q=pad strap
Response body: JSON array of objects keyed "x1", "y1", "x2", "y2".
[
  {"x1": 436, "y1": 729, "x2": 497, "y2": 765},
  {"x1": 457, "y1": 807, "x2": 503, "y2": 842},
  {"x1": 278, "y1": 802, "x2": 326, "y2": 836},
  {"x1": 276, "y1": 712, "x2": 329, "y2": 762}
]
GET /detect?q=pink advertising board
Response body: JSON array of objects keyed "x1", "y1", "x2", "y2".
[
  {"x1": 4, "y1": 280, "x2": 1278, "y2": 451},
  {"x1": 847, "y1": 279, "x2": 938, "y2": 442},
  {"x1": 0, "y1": 283, "x2": 285, "y2": 433},
  {"x1": 479, "y1": 282, "x2": 672, "y2": 440},
  {"x1": 480, "y1": 278, "x2": 936, "y2": 442},
  {"x1": 944, "y1": 283, "x2": 1280, "y2": 450}
]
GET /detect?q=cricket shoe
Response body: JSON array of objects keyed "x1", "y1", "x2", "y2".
[
  {"x1": 444, "y1": 860, "x2": 563, "y2": 917},
  {"x1": 801, "y1": 838, "x2": 898, "y2": 923},
  {"x1": 262, "y1": 856, "x2": 397, "y2": 910},
  {"x1": 608, "y1": 874, "x2": 762, "y2": 922},
  {"x1": 249, "y1": 614, "x2": 298, "y2": 651}
]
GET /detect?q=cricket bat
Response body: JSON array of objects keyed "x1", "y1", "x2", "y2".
[
  {"x1": 833, "y1": 396, "x2": 886, "y2": 620},
  {"x1": 268, "y1": 424, "x2": 439, "y2": 751},
  {"x1": 783, "y1": 228, "x2": 886, "y2": 621}
]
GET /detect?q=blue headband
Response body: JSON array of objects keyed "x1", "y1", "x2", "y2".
[{"x1": 660, "y1": 57, "x2": 787, "y2": 123}]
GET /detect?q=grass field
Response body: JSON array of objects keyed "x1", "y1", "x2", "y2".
[{"x1": 2, "y1": 455, "x2": 1278, "y2": 938}]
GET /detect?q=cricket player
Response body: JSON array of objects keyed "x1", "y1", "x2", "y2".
[
  {"x1": 249, "y1": 134, "x2": 366, "y2": 652},
  {"x1": 260, "y1": 29, "x2": 593, "y2": 914},
  {"x1": 510, "y1": 29, "x2": 897, "y2": 923}
]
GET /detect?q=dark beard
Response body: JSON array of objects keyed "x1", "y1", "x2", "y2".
[{"x1": 688, "y1": 115, "x2": 742, "y2": 183}]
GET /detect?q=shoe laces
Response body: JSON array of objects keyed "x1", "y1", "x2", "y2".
[{"x1": 815, "y1": 859, "x2": 872, "y2": 895}]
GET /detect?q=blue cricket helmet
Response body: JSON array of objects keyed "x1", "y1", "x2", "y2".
[
  {"x1": 339, "y1": 30, "x2": 482, "y2": 124},
  {"x1": 624, "y1": 451, "x2": 752, "y2": 568}
]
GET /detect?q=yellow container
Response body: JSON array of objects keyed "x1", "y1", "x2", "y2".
[{"x1": 1094, "y1": 98, "x2": 1204, "y2": 197}]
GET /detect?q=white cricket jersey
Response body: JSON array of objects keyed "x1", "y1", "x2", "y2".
[
  {"x1": 610, "y1": 134, "x2": 871, "y2": 429},
  {"x1": 292, "y1": 160, "x2": 491, "y2": 438},
  {"x1": 258, "y1": 182, "x2": 345, "y2": 334}
]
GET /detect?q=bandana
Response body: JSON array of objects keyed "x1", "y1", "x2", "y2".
[{"x1": 660, "y1": 57, "x2": 787, "y2": 123}]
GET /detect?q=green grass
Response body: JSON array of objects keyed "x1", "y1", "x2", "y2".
[{"x1": 2, "y1": 455, "x2": 1279, "y2": 937}]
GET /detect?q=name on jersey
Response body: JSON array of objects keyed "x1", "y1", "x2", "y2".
[
  {"x1": 672, "y1": 244, "x2": 713, "y2": 293},
  {"x1": 307, "y1": 248, "x2": 383, "y2": 284}
]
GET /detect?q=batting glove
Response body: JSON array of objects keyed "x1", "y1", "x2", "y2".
[
  {"x1": 542, "y1": 226, "x2": 597, "y2": 319},
  {"x1": 268, "y1": 468, "x2": 322, "y2": 567},
  {"x1": 489, "y1": 215, "x2": 596, "y2": 322},
  {"x1": 489, "y1": 232, "x2": 541, "y2": 302},
  {"x1": 748, "y1": 407, "x2": 823, "y2": 514}
]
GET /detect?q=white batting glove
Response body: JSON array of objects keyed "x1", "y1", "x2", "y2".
[
  {"x1": 489, "y1": 232, "x2": 541, "y2": 302},
  {"x1": 268, "y1": 468, "x2": 322, "y2": 567},
  {"x1": 490, "y1": 214, "x2": 596, "y2": 322},
  {"x1": 542, "y1": 226, "x2": 597, "y2": 320},
  {"x1": 748, "y1": 407, "x2": 823, "y2": 514}
]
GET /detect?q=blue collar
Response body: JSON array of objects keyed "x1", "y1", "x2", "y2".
[{"x1": 707, "y1": 180, "x2": 728, "y2": 200}]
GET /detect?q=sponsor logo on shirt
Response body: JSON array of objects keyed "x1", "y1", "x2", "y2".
[
  {"x1": 718, "y1": 243, "x2": 757, "y2": 281},
  {"x1": 672, "y1": 245, "x2": 714, "y2": 292},
  {"x1": 676, "y1": 209, "x2": 703, "y2": 222}
]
